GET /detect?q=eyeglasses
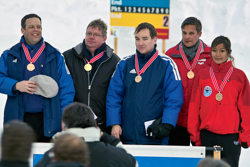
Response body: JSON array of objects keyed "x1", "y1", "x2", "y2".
[{"x1": 86, "y1": 32, "x2": 103, "y2": 38}]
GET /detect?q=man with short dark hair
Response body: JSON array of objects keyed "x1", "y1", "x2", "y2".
[
  {"x1": 106, "y1": 22, "x2": 183, "y2": 145},
  {"x1": 63, "y1": 19, "x2": 120, "y2": 134},
  {"x1": 165, "y1": 17, "x2": 211, "y2": 146},
  {"x1": 35, "y1": 102, "x2": 137, "y2": 167},
  {"x1": 0, "y1": 14, "x2": 75, "y2": 142},
  {"x1": 0, "y1": 13, "x2": 75, "y2": 142},
  {"x1": 47, "y1": 133, "x2": 89, "y2": 167},
  {"x1": 0, "y1": 120, "x2": 36, "y2": 167}
]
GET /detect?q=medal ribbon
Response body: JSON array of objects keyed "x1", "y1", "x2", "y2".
[
  {"x1": 135, "y1": 50, "x2": 159, "y2": 76},
  {"x1": 84, "y1": 51, "x2": 105, "y2": 64},
  {"x1": 179, "y1": 40, "x2": 202, "y2": 71},
  {"x1": 21, "y1": 42, "x2": 45, "y2": 64},
  {"x1": 209, "y1": 66, "x2": 233, "y2": 93}
]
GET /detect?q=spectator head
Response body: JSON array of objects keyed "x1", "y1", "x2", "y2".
[
  {"x1": 1, "y1": 120, "x2": 36, "y2": 162},
  {"x1": 53, "y1": 133, "x2": 89, "y2": 166},
  {"x1": 62, "y1": 102, "x2": 97, "y2": 130},
  {"x1": 197, "y1": 157, "x2": 231, "y2": 167}
]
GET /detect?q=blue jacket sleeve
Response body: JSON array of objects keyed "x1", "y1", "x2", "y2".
[
  {"x1": 162, "y1": 56, "x2": 183, "y2": 126},
  {"x1": 57, "y1": 53, "x2": 75, "y2": 114},
  {"x1": 106, "y1": 60, "x2": 126, "y2": 127},
  {"x1": 0, "y1": 50, "x2": 18, "y2": 96}
]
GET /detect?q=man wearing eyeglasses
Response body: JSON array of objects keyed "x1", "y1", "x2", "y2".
[{"x1": 63, "y1": 19, "x2": 120, "y2": 134}]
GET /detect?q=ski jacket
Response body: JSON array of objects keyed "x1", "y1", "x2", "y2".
[
  {"x1": 106, "y1": 49, "x2": 184, "y2": 144},
  {"x1": 188, "y1": 61, "x2": 250, "y2": 147},
  {"x1": 0, "y1": 41, "x2": 75, "y2": 137},
  {"x1": 63, "y1": 43, "x2": 120, "y2": 128},
  {"x1": 165, "y1": 40, "x2": 211, "y2": 127}
]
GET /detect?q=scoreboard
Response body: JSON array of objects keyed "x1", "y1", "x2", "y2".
[{"x1": 110, "y1": 0, "x2": 170, "y2": 39}]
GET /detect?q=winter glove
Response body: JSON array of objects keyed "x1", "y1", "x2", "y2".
[
  {"x1": 147, "y1": 117, "x2": 162, "y2": 137},
  {"x1": 147, "y1": 117, "x2": 174, "y2": 139},
  {"x1": 152, "y1": 123, "x2": 173, "y2": 139},
  {"x1": 241, "y1": 142, "x2": 248, "y2": 149}
]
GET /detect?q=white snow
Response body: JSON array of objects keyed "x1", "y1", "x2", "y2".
[{"x1": 0, "y1": 0, "x2": 249, "y2": 166}]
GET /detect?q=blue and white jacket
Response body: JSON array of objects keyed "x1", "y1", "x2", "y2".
[
  {"x1": 106, "y1": 49, "x2": 184, "y2": 144},
  {"x1": 0, "y1": 40, "x2": 75, "y2": 137}
]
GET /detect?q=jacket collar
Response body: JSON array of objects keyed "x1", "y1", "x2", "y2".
[
  {"x1": 211, "y1": 60, "x2": 232, "y2": 73},
  {"x1": 73, "y1": 42, "x2": 113, "y2": 59},
  {"x1": 7, "y1": 37, "x2": 58, "y2": 64},
  {"x1": 52, "y1": 127, "x2": 101, "y2": 142},
  {"x1": 173, "y1": 40, "x2": 207, "y2": 59},
  {"x1": 136, "y1": 47, "x2": 157, "y2": 61}
]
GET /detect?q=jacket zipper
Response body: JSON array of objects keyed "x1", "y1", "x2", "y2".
[{"x1": 87, "y1": 54, "x2": 112, "y2": 107}]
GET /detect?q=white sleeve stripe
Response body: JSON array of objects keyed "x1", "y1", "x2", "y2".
[
  {"x1": 161, "y1": 56, "x2": 181, "y2": 81},
  {"x1": 111, "y1": 55, "x2": 133, "y2": 78}
]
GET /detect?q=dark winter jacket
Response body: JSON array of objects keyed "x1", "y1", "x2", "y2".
[
  {"x1": 0, "y1": 160, "x2": 29, "y2": 167},
  {"x1": 46, "y1": 161, "x2": 86, "y2": 167},
  {"x1": 63, "y1": 43, "x2": 120, "y2": 131},
  {"x1": 35, "y1": 128, "x2": 137, "y2": 167}
]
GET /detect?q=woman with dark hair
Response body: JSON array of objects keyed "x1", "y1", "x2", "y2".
[{"x1": 188, "y1": 36, "x2": 250, "y2": 167}]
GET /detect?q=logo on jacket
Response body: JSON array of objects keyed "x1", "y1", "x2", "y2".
[
  {"x1": 13, "y1": 58, "x2": 17, "y2": 63},
  {"x1": 129, "y1": 69, "x2": 136, "y2": 74},
  {"x1": 198, "y1": 59, "x2": 206, "y2": 65},
  {"x1": 233, "y1": 141, "x2": 239, "y2": 145},
  {"x1": 204, "y1": 86, "x2": 212, "y2": 97}
]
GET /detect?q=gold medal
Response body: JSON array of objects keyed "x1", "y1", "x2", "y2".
[
  {"x1": 135, "y1": 75, "x2": 142, "y2": 83},
  {"x1": 27, "y1": 63, "x2": 35, "y2": 71},
  {"x1": 84, "y1": 63, "x2": 92, "y2": 71},
  {"x1": 215, "y1": 92, "x2": 223, "y2": 101},
  {"x1": 187, "y1": 70, "x2": 195, "y2": 79}
]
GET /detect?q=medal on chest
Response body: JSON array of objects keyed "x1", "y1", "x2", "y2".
[
  {"x1": 84, "y1": 63, "x2": 92, "y2": 71},
  {"x1": 179, "y1": 40, "x2": 202, "y2": 79},
  {"x1": 209, "y1": 67, "x2": 233, "y2": 101},
  {"x1": 84, "y1": 51, "x2": 105, "y2": 72},
  {"x1": 134, "y1": 50, "x2": 159, "y2": 83},
  {"x1": 215, "y1": 92, "x2": 223, "y2": 101},
  {"x1": 187, "y1": 70, "x2": 195, "y2": 79},
  {"x1": 27, "y1": 63, "x2": 35, "y2": 71},
  {"x1": 135, "y1": 75, "x2": 142, "y2": 83},
  {"x1": 22, "y1": 42, "x2": 45, "y2": 72}
]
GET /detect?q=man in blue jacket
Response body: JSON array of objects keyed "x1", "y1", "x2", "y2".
[
  {"x1": 0, "y1": 13, "x2": 75, "y2": 142},
  {"x1": 106, "y1": 22, "x2": 184, "y2": 145}
]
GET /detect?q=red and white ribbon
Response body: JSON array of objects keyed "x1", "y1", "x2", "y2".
[
  {"x1": 179, "y1": 40, "x2": 202, "y2": 71},
  {"x1": 84, "y1": 51, "x2": 105, "y2": 64},
  {"x1": 135, "y1": 50, "x2": 159, "y2": 76},
  {"x1": 22, "y1": 42, "x2": 45, "y2": 64},
  {"x1": 209, "y1": 66, "x2": 233, "y2": 92}
]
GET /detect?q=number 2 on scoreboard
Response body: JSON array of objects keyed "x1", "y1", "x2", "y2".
[{"x1": 163, "y1": 16, "x2": 169, "y2": 27}]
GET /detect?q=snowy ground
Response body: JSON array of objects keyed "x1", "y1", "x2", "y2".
[{"x1": 0, "y1": 0, "x2": 249, "y2": 166}]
